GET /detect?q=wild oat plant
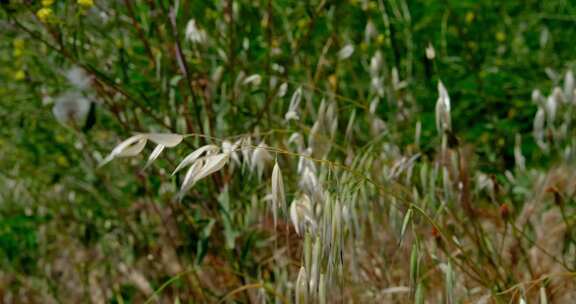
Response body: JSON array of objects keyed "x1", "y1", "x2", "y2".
[{"x1": 1, "y1": 0, "x2": 576, "y2": 303}]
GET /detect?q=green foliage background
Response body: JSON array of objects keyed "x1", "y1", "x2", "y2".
[{"x1": 1, "y1": 0, "x2": 576, "y2": 302}]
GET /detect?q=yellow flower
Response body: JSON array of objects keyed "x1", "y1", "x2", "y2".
[
  {"x1": 13, "y1": 38, "x2": 25, "y2": 57},
  {"x1": 78, "y1": 0, "x2": 94, "y2": 9},
  {"x1": 36, "y1": 7, "x2": 53, "y2": 23},
  {"x1": 328, "y1": 74, "x2": 337, "y2": 89},
  {"x1": 465, "y1": 12, "x2": 474, "y2": 24},
  {"x1": 13, "y1": 38, "x2": 24, "y2": 49},
  {"x1": 55, "y1": 134, "x2": 66, "y2": 143},
  {"x1": 367, "y1": 1, "x2": 377, "y2": 11},
  {"x1": 496, "y1": 32, "x2": 506, "y2": 43},
  {"x1": 376, "y1": 34, "x2": 385, "y2": 45},
  {"x1": 14, "y1": 70, "x2": 26, "y2": 81},
  {"x1": 42, "y1": 0, "x2": 54, "y2": 6},
  {"x1": 56, "y1": 155, "x2": 69, "y2": 167}
]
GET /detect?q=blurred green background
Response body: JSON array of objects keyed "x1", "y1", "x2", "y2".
[{"x1": 1, "y1": 0, "x2": 576, "y2": 301}]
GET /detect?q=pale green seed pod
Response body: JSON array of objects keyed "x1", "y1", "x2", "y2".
[
  {"x1": 415, "y1": 282, "x2": 424, "y2": 304},
  {"x1": 318, "y1": 273, "x2": 327, "y2": 304},
  {"x1": 331, "y1": 200, "x2": 341, "y2": 253},
  {"x1": 310, "y1": 236, "x2": 321, "y2": 298},
  {"x1": 400, "y1": 208, "x2": 412, "y2": 242},
  {"x1": 295, "y1": 266, "x2": 308, "y2": 304},
  {"x1": 410, "y1": 243, "x2": 419, "y2": 291},
  {"x1": 445, "y1": 262, "x2": 454, "y2": 304},
  {"x1": 304, "y1": 233, "x2": 312, "y2": 275}
]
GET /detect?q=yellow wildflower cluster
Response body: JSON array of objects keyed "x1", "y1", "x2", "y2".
[
  {"x1": 13, "y1": 39, "x2": 26, "y2": 81},
  {"x1": 78, "y1": 0, "x2": 94, "y2": 10},
  {"x1": 496, "y1": 31, "x2": 507, "y2": 43},
  {"x1": 37, "y1": 0, "x2": 55, "y2": 23},
  {"x1": 14, "y1": 70, "x2": 26, "y2": 81},
  {"x1": 36, "y1": 7, "x2": 53, "y2": 23},
  {"x1": 465, "y1": 12, "x2": 475, "y2": 24},
  {"x1": 13, "y1": 39, "x2": 25, "y2": 57}
]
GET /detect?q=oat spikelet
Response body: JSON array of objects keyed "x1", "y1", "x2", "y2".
[
  {"x1": 271, "y1": 160, "x2": 286, "y2": 227},
  {"x1": 435, "y1": 81, "x2": 452, "y2": 134}
]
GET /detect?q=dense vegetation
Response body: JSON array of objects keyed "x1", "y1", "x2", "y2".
[{"x1": 2, "y1": 0, "x2": 576, "y2": 302}]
